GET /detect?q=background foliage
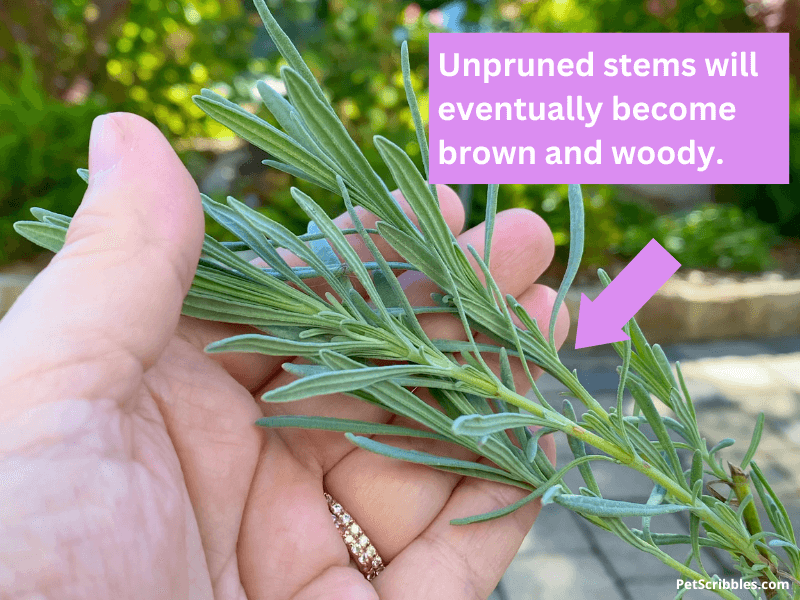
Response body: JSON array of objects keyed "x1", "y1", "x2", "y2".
[{"x1": 1, "y1": 0, "x2": 797, "y2": 270}]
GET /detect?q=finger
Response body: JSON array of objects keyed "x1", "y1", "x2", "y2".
[
  {"x1": 0, "y1": 113, "x2": 204, "y2": 423},
  {"x1": 374, "y1": 452, "x2": 556, "y2": 600},
  {"x1": 237, "y1": 433, "x2": 354, "y2": 600},
  {"x1": 289, "y1": 567, "x2": 377, "y2": 600}
]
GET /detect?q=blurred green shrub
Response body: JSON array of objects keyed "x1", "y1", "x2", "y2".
[
  {"x1": 0, "y1": 44, "x2": 104, "y2": 265},
  {"x1": 618, "y1": 203, "x2": 779, "y2": 271},
  {"x1": 714, "y1": 78, "x2": 800, "y2": 238}
]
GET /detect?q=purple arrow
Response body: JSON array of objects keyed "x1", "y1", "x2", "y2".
[{"x1": 575, "y1": 239, "x2": 681, "y2": 350}]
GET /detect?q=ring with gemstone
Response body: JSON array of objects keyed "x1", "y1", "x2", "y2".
[{"x1": 325, "y1": 492, "x2": 385, "y2": 581}]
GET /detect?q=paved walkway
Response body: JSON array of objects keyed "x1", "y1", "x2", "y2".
[{"x1": 494, "y1": 336, "x2": 800, "y2": 600}]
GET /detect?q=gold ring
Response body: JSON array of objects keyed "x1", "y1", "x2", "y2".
[{"x1": 325, "y1": 492, "x2": 385, "y2": 581}]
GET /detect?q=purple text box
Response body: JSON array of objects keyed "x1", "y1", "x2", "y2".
[{"x1": 428, "y1": 33, "x2": 788, "y2": 184}]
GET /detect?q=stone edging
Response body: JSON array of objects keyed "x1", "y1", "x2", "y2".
[{"x1": 563, "y1": 277, "x2": 800, "y2": 345}]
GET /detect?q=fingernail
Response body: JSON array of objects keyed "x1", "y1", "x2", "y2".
[{"x1": 89, "y1": 114, "x2": 125, "y2": 179}]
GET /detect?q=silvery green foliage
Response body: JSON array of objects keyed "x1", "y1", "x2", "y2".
[{"x1": 14, "y1": 3, "x2": 798, "y2": 598}]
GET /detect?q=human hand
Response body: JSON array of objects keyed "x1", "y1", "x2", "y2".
[{"x1": 0, "y1": 113, "x2": 568, "y2": 599}]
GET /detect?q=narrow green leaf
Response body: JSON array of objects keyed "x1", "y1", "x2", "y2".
[
  {"x1": 349, "y1": 383, "x2": 458, "y2": 442},
  {"x1": 674, "y1": 360, "x2": 696, "y2": 420},
  {"x1": 562, "y1": 399, "x2": 601, "y2": 495},
  {"x1": 255, "y1": 79, "x2": 318, "y2": 151},
  {"x1": 627, "y1": 356, "x2": 674, "y2": 410},
  {"x1": 740, "y1": 412, "x2": 764, "y2": 470},
  {"x1": 630, "y1": 530, "x2": 733, "y2": 550},
  {"x1": 736, "y1": 494, "x2": 754, "y2": 522},
  {"x1": 526, "y1": 427, "x2": 558, "y2": 462},
  {"x1": 621, "y1": 424, "x2": 672, "y2": 476},
  {"x1": 287, "y1": 111, "x2": 351, "y2": 173},
  {"x1": 438, "y1": 245, "x2": 496, "y2": 377},
  {"x1": 193, "y1": 94, "x2": 339, "y2": 188},
  {"x1": 465, "y1": 245, "x2": 547, "y2": 409},
  {"x1": 263, "y1": 359, "x2": 447, "y2": 403},
  {"x1": 627, "y1": 316, "x2": 660, "y2": 380},
  {"x1": 324, "y1": 360, "x2": 529, "y2": 482},
  {"x1": 297, "y1": 228, "x2": 381, "y2": 244},
  {"x1": 372, "y1": 269, "x2": 401, "y2": 308},
  {"x1": 345, "y1": 433, "x2": 531, "y2": 488},
  {"x1": 653, "y1": 344, "x2": 679, "y2": 389},
  {"x1": 376, "y1": 221, "x2": 450, "y2": 289},
  {"x1": 641, "y1": 483, "x2": 668, "y2": 545},
  {"x1": 282, "y1": 363, "x2": 330, "y2": 378},
  {"x1": 220, "y1": 241, "x2": 251, "y2": 252},
  {"x1": 256, "y1": 415, "x2": 449, "y2": 440},
  {"x1": 541, "y1": 485, "x2": 564, "y2": 506},
  {"x1": 400, "y1": 40, "x2": 433, "y2": 195},
  {"x1": 226, "y1": 196, "x2": 352, "y2": 301},
  {"x1": 690, "y1": 497, "x2": 709, "y2": 575},
  {"x1": 507, "y1": 295, "x2": 549, "y2": 347},
  {"x1": 616, "y1": 321, "x2": 633, "y2": 453},
  {"x1": 262, "y1": 159, "x2": 336, "y2": 192},
  {"x1": 306, "y1": 220, "x2": 341, "y2": 268},
  {"x1": 199, "y1": 90, "x2": 344, "y2": 187},
  {"x1": 280, "y1": 68, "x2": 410, "y2": 229},
  {"x1": 451, "y1": 489, "x2": 542, "y2": 525},
  {"x1": 338, "y1": 176, "x2": 426, "y2": 341},
  {"x1": 451, "y1": 454, "x2": 614, "y2": 525},
  {"x1": 498, "y1": 347, "x2": 515, "y2": 393},
  {"x1": 30, "y1": 207, "x2": 72, "y2": 227},
  {"x1": 202, "y1": 194, "x2": 313, "y2": 293},
  {"x1": 708, "y1": 438, "x2": 735, "y2": 457},
  {"x1": 452, "y1": 412, "x2": 551, "y2": 438},
  {"x1": 205, "y1": 333, "x2": 373, "y2": 357},
  {"x1": 767, "y1": 539, "x2": 800, "y2": 552},
  {"x1": 182, "y1": 295, "x2": 304, "y2": 328},
  {"x1": 373, "y1": 135, "x2": 459, "y2": 269},
  {"x1": 199, "y1": 233, "x2": 318, "y2": 311},
  {"x1": 629, "y1": 381, "x2": 684, "y2": 484},
  {"x1": 13, "y1": 221, "x2": 67, "y2": 253},
  {"x1": 484, "y1": 183, "x2": 499, "y2": 268},
  {"x1": 550, "y1": 184, "x2": 584, "y2": 349},
  {"x1": 750, "y1": 461, "x2": 796, "y2": 545},
  {"x1": 690, "y1": 450, "x2": 703, "y2": 489},
  {"x1": 431, "y1": 341, "x2": 518, "y2": 359},
  {"x1": 554, "y1": 495, "x2": 689, "y2": 518},
  {"x1": 252, "y1": 0, "x2": 328, "y2": 103},
  {"x1": 291, "y1": 186, "x2": 401, "y2": 332}
]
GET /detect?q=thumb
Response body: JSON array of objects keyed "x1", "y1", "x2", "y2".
[{"x1": 0, "y1": 113, "x2": 205, "y2": 422}]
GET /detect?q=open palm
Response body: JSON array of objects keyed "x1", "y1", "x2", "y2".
[{"x1": 0, "y1": 114, "x2": 566, "y2": 600}]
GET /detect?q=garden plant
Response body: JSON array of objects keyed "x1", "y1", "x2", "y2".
[{"x1": 14, "y1": 2, "x2": 799, "y2": 598}]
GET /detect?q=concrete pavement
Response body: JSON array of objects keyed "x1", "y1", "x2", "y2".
[{"x1": 496, "y1": 335, "x2": 800, "y2": 600}]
